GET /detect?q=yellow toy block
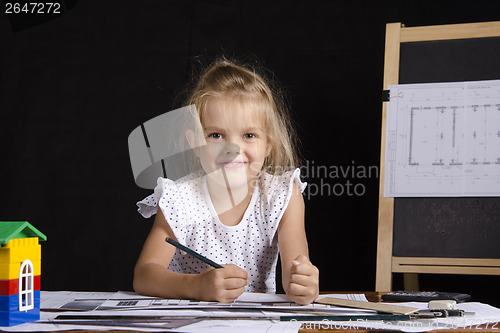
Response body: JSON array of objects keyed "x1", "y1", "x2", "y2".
[
  {"x1": 0, "y1": 260, "x2": 41, "y2": 280},
  {"x1": 0, "y1": 238, "x2": 41, "y2": 264}
]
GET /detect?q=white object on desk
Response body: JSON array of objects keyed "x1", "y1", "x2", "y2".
[{"x1": 429, "y1": 300, "x2": 457, "y2": 310}]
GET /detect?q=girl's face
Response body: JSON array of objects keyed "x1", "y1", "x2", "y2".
[{"x1": 198, "y1": 95, "x2": 271, "y2": 193}]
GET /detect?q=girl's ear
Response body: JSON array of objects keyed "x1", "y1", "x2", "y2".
[{"x1": 186, "y1": 130, "x2": 199, "y2": 157}]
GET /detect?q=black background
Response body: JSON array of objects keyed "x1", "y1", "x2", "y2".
[{"x1": 1, "y1": 0, "x2": 500, "y2": 306}]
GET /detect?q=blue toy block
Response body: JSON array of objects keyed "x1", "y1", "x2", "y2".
[{"x1": 0, "y1": 290, "x2": 40, "y2": 326}]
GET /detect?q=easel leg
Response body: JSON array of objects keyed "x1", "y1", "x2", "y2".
[{"x1": 403, "y1": 273, "x2": 419, "y2": 291}]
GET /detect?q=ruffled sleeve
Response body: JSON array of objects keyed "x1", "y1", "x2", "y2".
[
  {"x1": 278, "y1": 168, "x2": 307, "y2": 215},
  {"x1": 136, "y1": 177, "x2": 188, "y2": 244},
  {"x1": 291, "y1": 168, "x2": 307, "y2": 193}
]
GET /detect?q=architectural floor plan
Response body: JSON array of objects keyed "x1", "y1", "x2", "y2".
[{"x1": 384, "y1": 79, "x2": 500, "y2": 197}]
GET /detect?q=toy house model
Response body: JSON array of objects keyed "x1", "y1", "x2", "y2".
[{"x1": 0, "y1": 222, "x2": 46, "y2": 326}]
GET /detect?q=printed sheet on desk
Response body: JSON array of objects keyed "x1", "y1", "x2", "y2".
[
  {"x1": 0, "y1": 292, "x2": 370, "y2": 333},
  {"x1": 1, "y1": 291, "x2": 500, "y2": 332},
  {"x1": 295, "y1": 298, "x2": 500, "y2": 332}
]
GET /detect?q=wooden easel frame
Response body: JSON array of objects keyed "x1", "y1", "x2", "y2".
[{"x1": 375, "y1": 21, "x2": 500, "y2": 292}]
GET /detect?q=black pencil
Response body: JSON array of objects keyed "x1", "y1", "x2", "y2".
[{"x1": 165, "y1": 237, "x2": 223, "y2": 269}]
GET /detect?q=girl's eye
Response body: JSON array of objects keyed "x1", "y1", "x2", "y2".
[
  {"x1": 244, "y1": 133, "x2": 256, "y2": 140},
  {"x1": 207, "y1": 133, "x2": 223, "y2": 140}
]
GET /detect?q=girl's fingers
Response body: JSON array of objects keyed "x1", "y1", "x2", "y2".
[
  {"x1": 217, "y1": 286, "x2": 246, "y2": 303},
  {"x1": 224, "y1": 277, "x2": 249, "y2": 290},
  {"x1": 288, "y1": 282, "x2": 316, "y2": 297},
  {"x1": 289, "y1": 272, "x2": 315, "y2": 286},
  {"x1": 222, "y1": 265, "x2": 249, "y2": 279},
  {"x1": 291, "y1": 261, "x2": 319, "y2": 276}
]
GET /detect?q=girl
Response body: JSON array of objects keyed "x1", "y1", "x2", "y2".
[{"x1": 133, "y1": 58, "x2": 319, "y2": 305}]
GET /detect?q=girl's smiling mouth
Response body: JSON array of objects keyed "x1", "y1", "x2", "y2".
[{"x1": 220, "y1": 161, "x2": 246, "y2": 169}]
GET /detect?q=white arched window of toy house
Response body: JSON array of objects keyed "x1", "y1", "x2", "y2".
[{"x1": 19, "y1": 260, "x2": 34, "y2": 311}]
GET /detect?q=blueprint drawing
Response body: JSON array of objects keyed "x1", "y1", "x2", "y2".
[{"x1": 384, "y1": 79, "x2": 500, "y2": 197}]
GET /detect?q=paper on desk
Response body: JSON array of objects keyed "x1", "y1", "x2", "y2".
[
  {"x1": 235, "y1": 292, "x2": 293, "y2": 303},
  {"x1": 317, "y1": 293, "x2": 368, "y2": 302},
  {"x1": 111, "y1": 291, "x2": 368, "y2": 302},
  {"x1": 294, "y1": 301, "x2": 500, "y2": 333},
  {"x1": 170, "y1": 319, "x2": 297, "y2": 333},
  {"x1": 1, "y1": 308, "x2": 296, "y2": 333},
  {"x1": 40, "y1": 291, "x2": 369, "y2": 309},
  {"x1": 15, "y1": 292, "x2": 500, "y2": 333},
  {"x1": 40, "y1": 291, "x2": 371, "y2": 313},
  {"x1": 392, "y1": 301, "x2": 500, "y2": 332},
  {"x1": 111, "y1": 291, "x2": 368, "y2": 303},
  {"x1": 18, "y1": 292, "x2": 373, "y2": 333},
  {"x1": 40, "y1": 291, "x2": 116, "y2": 310}
]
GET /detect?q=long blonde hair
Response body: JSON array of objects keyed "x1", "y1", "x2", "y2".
[{"x1": 185, "y1": 58, "x2": 299, "y2": 176}]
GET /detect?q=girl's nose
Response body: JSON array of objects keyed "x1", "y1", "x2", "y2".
[{"x1": 224, "y1": 142, "x2": 240, "y2": 155}]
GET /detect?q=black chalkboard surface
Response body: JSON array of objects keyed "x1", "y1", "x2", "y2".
[
  {"x1": 393, "y1": 36, "x2": 500, "y2": 260},
  {"x1": 393, "y1": 197, "x2": 500, "y2": 258},
  {"x1": 399, "y1": 37, "x2": 500, "y2": 84}
]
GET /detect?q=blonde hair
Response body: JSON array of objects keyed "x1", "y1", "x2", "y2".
[{"x1": 185, "y1": 58, "x2": 299, "y2": 175}]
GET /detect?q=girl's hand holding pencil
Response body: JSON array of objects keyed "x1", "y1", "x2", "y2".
[
  {"x1": 165, "y1": 237, "x2": 249, "y2": 303},
  {"x1": 195, "y1": 265, "x2": 249, "y2": 303}
]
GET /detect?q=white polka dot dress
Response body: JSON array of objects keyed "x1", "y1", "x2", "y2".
[{"x1": 137, "y1": 168, "x2": 306, "y2": 292}]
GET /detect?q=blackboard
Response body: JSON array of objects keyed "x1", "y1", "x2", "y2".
[
  {"x1": 375, "y1": 22, "x2": 500, "y2": 292},
  {"x1": 399, "y1": 37, "x2": 500, "y2": 84},
  {"x1": 393, "y1": 36, "x2": 500, "y2": 259},
  {"x1": 393, "y1": 198, "x2": 500, "y2": 258}
]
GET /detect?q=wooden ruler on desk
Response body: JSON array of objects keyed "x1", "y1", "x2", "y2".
[{"x1": 315, "y1": 297, "x2": 420, "y2": 315}]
